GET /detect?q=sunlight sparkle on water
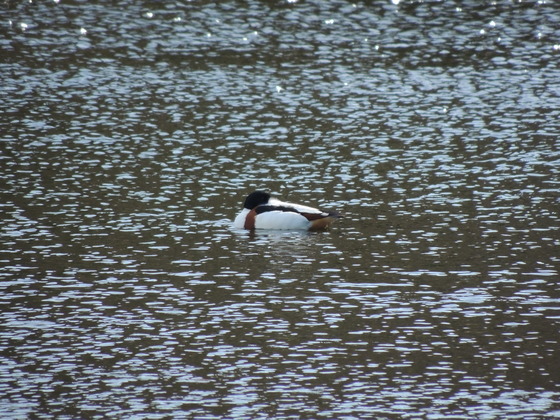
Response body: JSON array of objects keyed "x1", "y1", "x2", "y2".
[{"x1": 2, "y1": 1, "x2": 559, "y2": 418}]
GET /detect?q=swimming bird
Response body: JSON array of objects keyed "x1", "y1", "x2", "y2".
[{"x1": 233, "y1": 191, "x2": 341, "y2": 231}]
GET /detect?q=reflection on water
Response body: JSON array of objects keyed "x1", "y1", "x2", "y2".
[{"x1": 1, "y1": 0, "x2": 560, "y2": 418}]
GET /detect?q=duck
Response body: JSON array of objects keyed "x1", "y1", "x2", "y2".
[{"x1": 233, "y1": 190, "x2": 341, "y2": 231}]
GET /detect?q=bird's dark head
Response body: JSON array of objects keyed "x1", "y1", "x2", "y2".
[{"x1": 243, "y1": 191, "x2": 271, "y2": 209}]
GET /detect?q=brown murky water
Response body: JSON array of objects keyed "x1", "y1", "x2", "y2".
[{"x1": 1, "y1": 0, "x2": 559, "y2": 418}]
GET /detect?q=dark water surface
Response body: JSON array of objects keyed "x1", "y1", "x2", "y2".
[{"x1": 2, "y1": 0, "x2": 560, "y2": 418}]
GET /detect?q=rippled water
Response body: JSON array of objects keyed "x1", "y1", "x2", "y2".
[{"x1": 1, "y1": 0, "x2": 560, "y2": 418}]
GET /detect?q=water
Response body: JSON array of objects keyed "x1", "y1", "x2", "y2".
[{"x1": 1, "y1": 0, "x2": 559, "y2": 418}]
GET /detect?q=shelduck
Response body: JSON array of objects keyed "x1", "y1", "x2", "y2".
[{"x1": 233, "y1": 191, "x2": 341, "y2": 231}]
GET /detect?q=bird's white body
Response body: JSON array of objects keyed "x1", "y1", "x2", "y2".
[{"x1": 234, "y1": 206, "x2": 312, "y2": 230}]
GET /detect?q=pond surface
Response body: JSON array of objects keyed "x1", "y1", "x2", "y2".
[{"x1": 1, "y1": 0, "x2": 560, "y2": 418}]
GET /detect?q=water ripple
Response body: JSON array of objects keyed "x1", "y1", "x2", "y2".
[{"x1": 2, "y1": 0, "x2": 559, "y2": 418}]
